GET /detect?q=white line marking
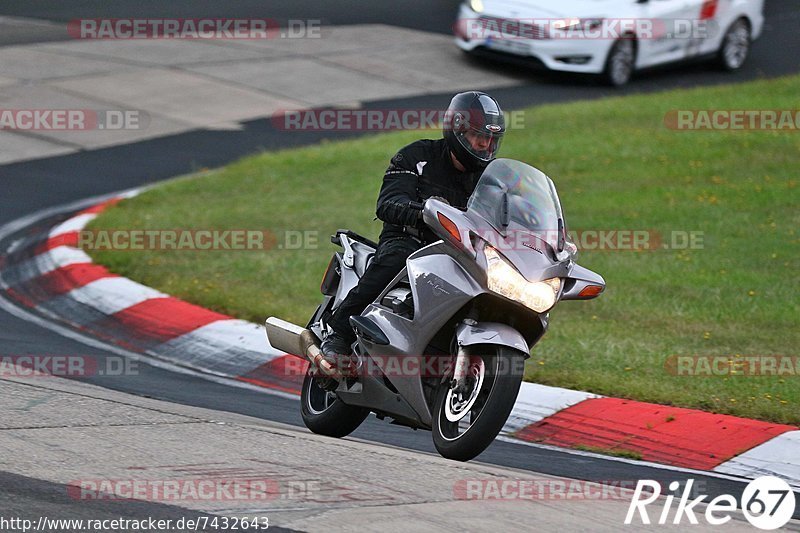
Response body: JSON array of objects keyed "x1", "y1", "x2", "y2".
[
  {"x1": 66, "y1": 277, "x2": 166, "y2": 315},
  {"x1": 0, "y1": 289, "x2": 299, "y2": 402},
  {"x1": 505, "y1": 382, "x2": 599, "y2": 433},
  {"x1": 714, "y1": 430, "x2": 800, "y2": 490},
  {"x1": 48, "y1": 213, "x2": 97, "y2": 238},
  {"x1": 9, "y1": 246, "x2": 92, "y2": 284},
  {"x1": 159, "y1": 319, "x2": 283, "y2": 377}
]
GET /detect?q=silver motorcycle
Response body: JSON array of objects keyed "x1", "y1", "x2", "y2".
[{"x1": 266, "y1": 158, "x2": 605, "y2": 461}]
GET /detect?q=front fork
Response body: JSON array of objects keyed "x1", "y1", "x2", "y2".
[
  {"x1": 450, "y1": 346, "x2": 472, "y2": 393},
  {"x1": 449, "y1": 318, "x2": 478, "y2": 393}
]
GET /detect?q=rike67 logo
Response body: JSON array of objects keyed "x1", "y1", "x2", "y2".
[{"x1": 625, "y1": 477, "x2": 796, "y2": 530}]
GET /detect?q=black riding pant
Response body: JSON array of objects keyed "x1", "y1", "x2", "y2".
[{"x1": 327, "y1": 235, "x2": 422, "y2": 342}]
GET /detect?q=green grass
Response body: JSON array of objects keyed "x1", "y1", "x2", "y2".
[
  {"x1": 87, "y1": 74, "x2": 800, "y2": 424},
  {"x1": 573, "y1": 445, "x2": 643, "y2": 461}
]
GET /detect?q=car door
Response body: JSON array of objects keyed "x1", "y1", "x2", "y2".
[
  {"x1": 683, "y1": 0, "x2": 725, "y2": 57},
  {"x1": 636, "y1": 0, "x2": 704, "y2": 68}
]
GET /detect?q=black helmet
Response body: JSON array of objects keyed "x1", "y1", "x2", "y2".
[{"x1": 443, "y1": 91, "x2": 505, "y2": 172}]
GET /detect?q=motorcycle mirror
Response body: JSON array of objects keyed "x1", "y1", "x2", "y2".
[
  {"x1": 557, "y1": 217, "x2": 566, "y2": 253},
  {"x1": 560, "y1": 264, "x2": 606, "y2": 300}
]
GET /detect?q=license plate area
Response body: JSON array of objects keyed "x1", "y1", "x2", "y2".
[{"x1": 485, "y1": 36, "x2": 530, "y2": 56}]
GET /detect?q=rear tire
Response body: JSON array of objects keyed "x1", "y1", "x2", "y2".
[
  {"x1": 301, "y1": 371, "x2": 369, "y2": 438},
  {"x1": 716, "y1": 18, "x2": 751, "y2": 71},
  {"x1": 432, "y1": 345, "x2": 524, "y2": 461}
]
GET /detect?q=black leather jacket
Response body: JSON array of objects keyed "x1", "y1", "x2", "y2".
[{"x1": 376, "y1": 138, "x2": 482, "y2": 242}]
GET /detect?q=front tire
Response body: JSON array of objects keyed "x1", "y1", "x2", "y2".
[
  {"x1": 432, "y1": 345, "x2": 524, "y2": 461},
  {"x1": 716, "y1": 18, "x2": 751, "y2": 71},
  {"x1": 603, "y1": 38, "x2": 636, "y2": 87},
  {"x1": 301, "y1": 371, "x2": 369, "y2": 438}
]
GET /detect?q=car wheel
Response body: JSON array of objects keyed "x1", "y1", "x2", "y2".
[
  {"x1": 717, "y1": 18, "x2": 751, "y2": 71},
  {"x1": 603, "y1": 38, "x2": 636, "y2": 87}
]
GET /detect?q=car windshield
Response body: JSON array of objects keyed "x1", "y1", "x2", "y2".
[{"x1": 467, "y1": 159, "x2": 564, "y2": 251}]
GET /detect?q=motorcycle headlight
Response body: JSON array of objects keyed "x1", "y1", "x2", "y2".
[
  {"x1": 468, "y1": 0, "x2": 484, "y2": 13},
  {"x1": 485, "y1": 246, "x2": 560, "y2": 313}
]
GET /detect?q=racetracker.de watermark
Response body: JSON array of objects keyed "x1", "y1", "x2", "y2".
[
  {"x1": 272, "y1": 109, "x2": 526, "y2": 132},
  {"x1": 1, "y1": 517, "x2": 269, "y2": 533},
  {"x1": 0, "y1": 355, "x2": 138, "y2": 378},
  {"x1": 282, "y1": 354, "x2": 507, "y2": 379},
  {"x1": 67, "y1": 18, "x2": 321, "y2": 40},
  {"x1": 453, "y1": 478, "x2": 708, "y2": 501},
  {"x1": 75, "y1": 228, "x2": 704, "y2": 252},
  {"x1": 68, "y1": 479, "x2": 278, "y2": 501},
  {"x1": 665, "y1": 110, "x2": 800, "y2": 131},
  {"x1": 77, "y1": 229, "x2": 327, "y2": 251},
  {"x1": 78, "y1": 229, "x2": 271, "y2": 251},
  {"x1": 468, "y1": 228, "x2": 704, "y2": 252},
  {"x1": 665, "y1": 355, "x2": 799, "y2": 377},
  {"x1": 454, "y1": 17, "x2": 718, "y2": 41},
  {"x1": 0, "y1": 109, "x2": 146, "y2": 131},
  {"x1": 68, "y1": 478, "x2": 342, "y2": 502}
]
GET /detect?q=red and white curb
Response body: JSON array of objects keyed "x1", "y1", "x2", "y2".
[{"x1": 1, "y1": 194, "x2": 797, "y2": 488}]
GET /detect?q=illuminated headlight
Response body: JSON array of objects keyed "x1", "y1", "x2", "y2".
[
  {"x1": 468, "y1": 0, "x2": 484, "y2": 13},
  {"x1": 485, "y1": 246, "x2": 560, "y2": 313}
]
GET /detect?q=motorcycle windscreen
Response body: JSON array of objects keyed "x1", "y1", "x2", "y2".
[{"x1": 466, "y1": 158, "x2": 564, "y2": 253}]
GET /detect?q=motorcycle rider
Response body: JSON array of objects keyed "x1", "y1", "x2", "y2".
[{"x1": 320, "y1": 91, "x2": 506, "y2": 375}]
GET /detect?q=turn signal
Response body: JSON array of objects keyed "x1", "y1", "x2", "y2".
[
  {"x1": 578, "y1": 284, "x2": 604, "y2": 298},
  {"x1": 437, "y1": 212, "x2": 462, "y2": 243}
]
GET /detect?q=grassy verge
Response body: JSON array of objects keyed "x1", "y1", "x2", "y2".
[
  {"x1": 87, "y1": 75, "x2": 800, "y2": 424},
  {"x1": 573, "y1": 445, "x2": 643, "y2": 461}
]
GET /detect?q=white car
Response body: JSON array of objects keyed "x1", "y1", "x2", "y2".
[{"x1": 454, "y1": 0, "x2": 765, "y2": 85}]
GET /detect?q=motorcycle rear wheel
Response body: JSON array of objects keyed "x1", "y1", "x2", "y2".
[
  {"x1": 432, "y1": 345, "x2": 524, "y2": 461},
  {"x1": 300, "y1": 371, "x2": 369, "y2": 438}
]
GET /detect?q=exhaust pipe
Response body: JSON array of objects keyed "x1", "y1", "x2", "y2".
[{"x1": 264, "y1": 317, "x2": 340, "y2": 378}]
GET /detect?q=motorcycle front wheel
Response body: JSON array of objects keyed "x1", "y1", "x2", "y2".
[{"x1": 432, "y1": 345, "x2": 525, "y2": 461}]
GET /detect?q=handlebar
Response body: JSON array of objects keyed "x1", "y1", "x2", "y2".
[{"x1": 331, "y1": 229, "x2": 379, "y2": 249}]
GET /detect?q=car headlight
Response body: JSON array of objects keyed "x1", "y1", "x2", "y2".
[
  {"x1": 485, "y1": 246, "x2": 560, "y2": 313},
  {"x1": 468, "y1": 0, "x2": 484, "y2": 14}
]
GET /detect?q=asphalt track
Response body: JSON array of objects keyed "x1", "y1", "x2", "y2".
[{"x1": 1, "y1": 0, "x2": 799, "y2": 525}]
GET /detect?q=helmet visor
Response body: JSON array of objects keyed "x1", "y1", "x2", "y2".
[{"x1": 455, "y1": 126, "x2": 504, "y2": 163}]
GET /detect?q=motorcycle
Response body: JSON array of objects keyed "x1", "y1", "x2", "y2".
[{"x1": 266, "y1": 158, "x2": 605, "y2": 461}]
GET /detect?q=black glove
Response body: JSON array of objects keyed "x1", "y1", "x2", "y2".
[{"x1": 427, "y1": 196, "x2": 450, "y2": 206}]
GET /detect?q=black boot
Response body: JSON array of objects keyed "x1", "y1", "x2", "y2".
[
  {"x1": 315, "y1": 332, "x2": 356, "y2": 391},
  {"x1": 320, "y1": 332, "x2": 353, "y2": 358}
]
